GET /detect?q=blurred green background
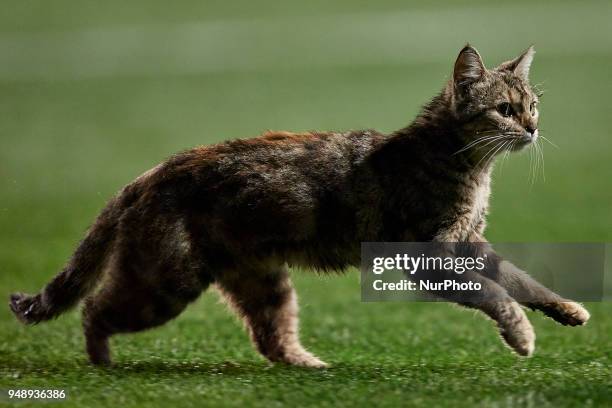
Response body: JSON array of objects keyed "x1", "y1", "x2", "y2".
[{"x1": 1, "y1": 0, "x2": 610, "y2": 407}]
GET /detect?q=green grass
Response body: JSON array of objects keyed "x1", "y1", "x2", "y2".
[{"x1": 1, "y1": 0, "x2": 611, "y2": 407}]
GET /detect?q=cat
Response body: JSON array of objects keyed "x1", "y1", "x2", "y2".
[{"x1": 9, "y1": 45, "x2": 590, "y2": 367}]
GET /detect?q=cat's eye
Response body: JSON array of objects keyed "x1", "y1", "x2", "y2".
[
  {"x1": 530, "y1": 102, "x2": 537, "y2": 115},
  {"x1": 497, "y1": 102, "x2": 514, "y2": 117}
]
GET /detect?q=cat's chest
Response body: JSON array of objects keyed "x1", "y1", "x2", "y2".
[
  {"x1": 469, "y1": 181, "x2": 490, "y2": 229},
  {"x1": 437, "y1": 174, "x2": 491, "y2": 241}
]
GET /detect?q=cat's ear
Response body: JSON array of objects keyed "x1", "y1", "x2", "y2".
[
  {"x1": 497, "y1": 46, "x2": 535, "y2": 81},
  {"x1": 453, "y1": 45, "x2": 486, "y2": 88}
]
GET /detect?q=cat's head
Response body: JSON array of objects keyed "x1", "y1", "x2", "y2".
[{"x1": 449, "y1": 45, "x2": 541, "y2": 159}]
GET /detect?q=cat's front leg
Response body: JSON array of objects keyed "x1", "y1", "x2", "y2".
[
  {"x1": 495, "y1": 259, "x2": 590, "y2": 326},
  {"x1": 468, "y1": 234, "x2": 590, "y2": 326},
  {"x1": 420, "y1": 242, "x2": 535, "y2": 356}
]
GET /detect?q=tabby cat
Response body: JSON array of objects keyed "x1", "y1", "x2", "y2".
[{"x1": 10, "y1": 45, "x2": 589, "y2": 367}]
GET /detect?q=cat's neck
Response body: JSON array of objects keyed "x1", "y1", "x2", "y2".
[{"x1": 388, "y1": 94, "x2": 496, "y2": 177}]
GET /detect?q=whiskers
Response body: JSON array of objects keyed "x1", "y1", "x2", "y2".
[
  {"x1": 496, "y1": 138, "x2": 517, "y2": 173},
  {"x1": 452, "y1": 131, "x2": 509, "y2": 156},
  {"x1": 454, "y1": 130, "x2": 518, "y2": 171},
  {"x1": 474, "y1": 137, "x2": 514, "y2": 171},
  {"x1": 528, "y1": 135, "x2": 547, "y2": 186},
  {"x1": 538, "y1": 131, "x2": 558, "y2": 149},
  {"x1": 532, "y1": 81, "x2": 547, "y2": 99},
  {"x1": 455, "y1": 130, "x2": 553, "y2": 185}
]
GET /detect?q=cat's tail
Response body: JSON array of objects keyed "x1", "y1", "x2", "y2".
[{"x1": 9, "y1": 194, "x2": 124, "y2": 325}]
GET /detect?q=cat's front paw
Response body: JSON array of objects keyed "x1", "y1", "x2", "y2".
[
  {"x1": 543, "y1": 301, "x2": 590, "y2": 326},
  {"x1": 498, "y1": 302, "x2": 535, "y2": 357}
]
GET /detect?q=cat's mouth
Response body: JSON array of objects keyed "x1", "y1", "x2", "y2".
[{"x1": 511, "y1": 130, "x2": 538, "y2": 151}]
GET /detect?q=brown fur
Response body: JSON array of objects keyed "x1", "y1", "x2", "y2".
[{"x1": 9, "y1": 45, "x2": 589, "y2": 366}]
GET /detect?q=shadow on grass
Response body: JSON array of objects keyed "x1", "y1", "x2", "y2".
[
  {"x1": 2, "y1": 351, "x2": 606, "y2": 385},
  {"x1": 2, "y1": 353, "x2": 521, "y2": 380}
]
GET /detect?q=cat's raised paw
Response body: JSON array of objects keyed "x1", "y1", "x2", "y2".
[{"x1": 543, "y1": 302, "x2": 590, "y2": 326}]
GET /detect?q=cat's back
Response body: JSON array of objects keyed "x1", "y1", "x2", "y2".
[
  {"x1": 217, "y1": 129, "x2": 384, "y2": 174},
  {"x1": 160, "y1": 129, "x2": 384, "y2": 192},
  {"x1": 128, "y1": 129, "x2": 384, "y2": 247}
]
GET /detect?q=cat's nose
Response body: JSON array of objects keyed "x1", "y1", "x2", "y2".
[{"x1": 525, "y1": 126, "x2": 537, "y2": 136}]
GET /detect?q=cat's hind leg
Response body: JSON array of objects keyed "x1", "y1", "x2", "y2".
[
  {"x1": 82, "y1": 277, "x2": 206, "y2": 365},
  {"x1": 217, "y1": 264, "x2": 327, "y2": 368},
  {"x1": 81, "y1": 239, "x2": 210, "y2": 366}
]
